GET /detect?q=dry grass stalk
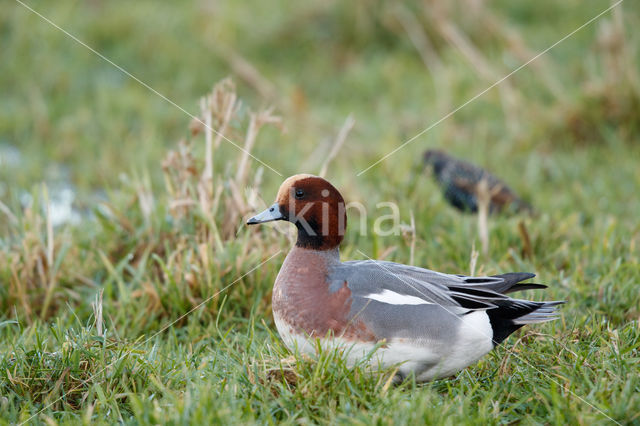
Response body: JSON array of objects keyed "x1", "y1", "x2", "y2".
[
  {"x1": 440, "y1": 19, "x2": 519, "y2": 129},
  {"x1": 40, "y1": 186, "x2": 57, "y2": 320},
  {"x1": 217, "y1": 47, "x2": 278, "y2": 101},
  {"x1": 135, "y1": 170, "x2": 155, "y2": 224},
  {"x1": 155, "y1": 80, "x2": 283, "y2": 319},
  {"x1": 392, "y1": 4, "x2": 452, "y2": 113},
  {"x1": 597, "y1": 5, "x2": 640, "y2": 94},
  {"x1": 378, "y1": 246, "x2": 397, "y2": 261},
  {"x1": 151, "y1": 79, "x2": 286, "y2": 318},
  {"x1": 476, "y1": 177, "x2": 501, "y2": 256},
  {"x1": 1, "y1": 191, "x2": 72, "y2": 321},
  {"x1": 518, "y1": 220, "x2": 533, "y2": 259},
  {"x1": 399, "y1": 210, "x2": 417, "y2": 266},
  {"x1": 226, "y1": 107, "x2": 282, "y2": 238},
  {"x1": 162, "y1": 139, "x2": 199, "y2": 220},
  {"x1": 409, "y1": 210, "x2": 416, "y2": 266},
  {"x1": 91, "y1": 290, "x2": 104, "y2": 338},
  {"x1": 560, "y1": 5, "x2": 639, "y2": 144},
  {"x1": 476, "y1": 178, "x2": 490, "y2": 256},
  {"x1": 163, "y1": 78, "x2": 283, "y2": 242},
  {"x1": 319, "y1": 114, "x2": 355, "y2": 178},
  {"x1": 467, "y1": 0, "x2": 564, "y2": 99},
  {"x1": 424, "y1": 1, "x2": 520, "y2": 131},
  {"x1": 0, "y1": 199, "x2": 18, "y2": 224},
  {"x1": 476, "y1": 175, "x2": 506, "y2": 256},
  {"x1": 469, "y1": 242, "x2": 479, "y2": 276},
  {"x1": 393, "y1": 4, "x2": 442, "y2": 73},
  {"x1": 235, "y1": 107, "x2": 282, "y2": 186}
]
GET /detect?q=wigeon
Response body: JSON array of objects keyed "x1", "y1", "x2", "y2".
[
  {"x1": 247, "y1": 174, "x2": 561, "y2": 382},
  {"x1": 423, "y1": 149, "x2": 533, "y2": 214}
]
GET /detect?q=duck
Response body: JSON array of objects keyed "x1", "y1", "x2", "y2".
[
  {"x1": 247, "y1": 174, "x2": 562, "y2": 382},
  {"x1": 423, "y1": 149, "x2": 533, "y2": 214}
]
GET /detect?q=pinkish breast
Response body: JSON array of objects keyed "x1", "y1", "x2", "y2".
[{"x1": 272, "y1": 247, "x2": 376, "y2": 342}]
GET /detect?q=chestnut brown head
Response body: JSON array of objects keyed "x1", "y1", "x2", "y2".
[{"x1": 247, "y1": 174, "x2": 347, "y2": 250}]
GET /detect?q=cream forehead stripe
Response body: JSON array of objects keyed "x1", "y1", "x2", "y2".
[{"x1": 276, "y1": 174, "x2": 319, "y2": 203}]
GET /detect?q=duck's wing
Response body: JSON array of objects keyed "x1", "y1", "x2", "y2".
[
  {"x1": 331, "y1": 260, "x2": 563, "y2": 345},
  {"x1": 333, "y1": 260, "x2": 537, "y2": 311}
]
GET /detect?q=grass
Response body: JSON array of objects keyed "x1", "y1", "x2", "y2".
[{"x1": 1, "y1": 0, "x2": 640, "y2": 424}]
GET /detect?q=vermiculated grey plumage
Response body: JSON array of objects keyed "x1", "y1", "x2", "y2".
[
  {"x1": 423, "y1": 150, "x2": 532, "y2": 214},
  {"x1": 330, "y1": 259, "x2": 563, "y2": 346}
]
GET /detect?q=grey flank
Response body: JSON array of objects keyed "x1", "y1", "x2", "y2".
[{"x1": 328, "y1": 259, "x2": 563, "y2": 344}]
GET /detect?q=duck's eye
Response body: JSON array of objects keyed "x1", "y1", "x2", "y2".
[{"x1": 294, "y1": 189, "x2": 305, "y2": 199}]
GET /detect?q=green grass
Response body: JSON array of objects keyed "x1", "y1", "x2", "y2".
[{"x1": 1, "y1": 0, "x2": 640, "y2": 424}]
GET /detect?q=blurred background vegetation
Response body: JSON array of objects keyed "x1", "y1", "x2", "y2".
[
  {"x1": 2, "y1": 0, "x2": 639, "y2": 193},
  {"x1": 0, "y1": 0, "x2": 639, "y2": 423}
]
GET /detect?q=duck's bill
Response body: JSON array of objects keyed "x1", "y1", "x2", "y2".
[{"x1": 247, "y1": 203, "x2": 285, "y2": 225}]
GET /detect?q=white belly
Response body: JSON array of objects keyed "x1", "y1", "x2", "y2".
[{"x1": 273, "y1": 310, "x2": 494, "y2": 382}]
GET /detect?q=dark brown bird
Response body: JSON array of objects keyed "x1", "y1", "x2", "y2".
[{"x1": 423, "y1": 150, "x2": 532, "y2": 214}]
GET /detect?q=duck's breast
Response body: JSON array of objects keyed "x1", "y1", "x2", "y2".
[{"x1": 272, "y1": 248, "x2": 376, "y2": 347}]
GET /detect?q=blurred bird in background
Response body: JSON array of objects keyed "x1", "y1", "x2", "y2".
[{"x1": 423, "y1": 150, "x2": 533, "y2": 214}]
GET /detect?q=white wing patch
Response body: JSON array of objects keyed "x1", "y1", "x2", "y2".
[{"x1": 364, "y1": 289, "x2": 432, "y2": 306}]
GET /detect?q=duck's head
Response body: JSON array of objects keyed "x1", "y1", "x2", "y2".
[
  {"x1": 423, "y1": 149, "x2": 449, "y2": 175},
  {"x1": 247, "y1": 174, "x2": 347, "y2": 250}
]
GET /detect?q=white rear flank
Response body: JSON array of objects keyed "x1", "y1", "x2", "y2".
[{"x1": 425, "y1": 310, "x2": 494, "y2": 379}]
